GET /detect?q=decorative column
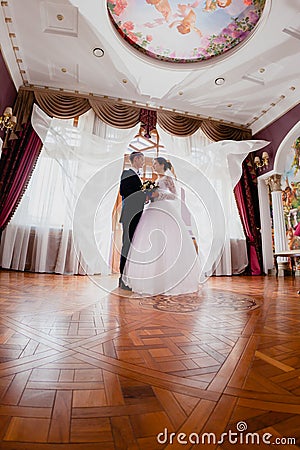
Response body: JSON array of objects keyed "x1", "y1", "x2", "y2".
[{"x1": 268, "y1": 174, "x2": 288, "y2": 275}]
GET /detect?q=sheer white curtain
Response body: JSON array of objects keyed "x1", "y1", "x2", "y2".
[
  {"x1": 157, "y1": 125, "x2": 268, "y2": 275},
  {"x1": 0, "y1": 105, "x2": 139, "y2": 274}
]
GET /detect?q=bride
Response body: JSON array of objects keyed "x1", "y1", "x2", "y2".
[{"x1": 122, "y1": 157, "x2": 200, "y2": 296}]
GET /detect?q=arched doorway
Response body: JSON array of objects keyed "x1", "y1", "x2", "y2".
[{"x1": 257, "y1": 121, "x2": 300, "y2": 273}]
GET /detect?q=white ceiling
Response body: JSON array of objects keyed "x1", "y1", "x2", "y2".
[{"x1": 0, "y1": 0, "x2": 299, "y2": 134}]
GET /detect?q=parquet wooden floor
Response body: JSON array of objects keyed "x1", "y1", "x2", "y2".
[{"x1": 0, "y1": 270, "x2": 300, "y2": 449}]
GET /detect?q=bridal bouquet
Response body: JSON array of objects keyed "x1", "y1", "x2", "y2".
[{"x1": 142, "y1": 180, "x2": 158, "y2": 202}]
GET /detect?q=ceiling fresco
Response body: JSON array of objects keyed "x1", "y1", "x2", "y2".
[{"x1": 107, "y1": 0, "x2": 266, "y2": 63}]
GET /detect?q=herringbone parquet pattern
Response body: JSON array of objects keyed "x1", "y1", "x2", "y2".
[{"x1": 0, "y1": 270, "x2": 300, "y2": 449}]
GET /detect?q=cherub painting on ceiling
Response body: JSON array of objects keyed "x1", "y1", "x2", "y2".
[
  {"x1": 146, "y1": 0, "x2": 172, "y2": 22},
  {"x1": 203, "y1": 0, "x2": 232, "y2": 12},
  {"x1": 107, "y1": 0, "x2": 266, "y2": 63},
  {"x1": 169, "y1": 3, "x2": 203, "y2": 37},
  {"x1": 144, "y1": 1, "x2": 204, "y2": 37}
]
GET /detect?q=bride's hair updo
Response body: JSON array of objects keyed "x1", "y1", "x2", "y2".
[
  {"x1": 154, "y1": 157, "x2": 177, "y2": 179},
  {"x1": 154, "y1": 157, "x2": 172, "y2": 171}
]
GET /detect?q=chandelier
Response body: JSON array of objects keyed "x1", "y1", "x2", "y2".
[{"x1": 0, "y1": 107, "x2": 17, "y2": 132}]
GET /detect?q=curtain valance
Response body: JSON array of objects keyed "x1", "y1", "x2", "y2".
[
  {"x1": 34, "y1": 91, "x2": 90, "y2": 119},
  {"x1": 89, "y1": 98, "x2": 140, "y2": 129},
  {"x1": 201, "y1": 120, "x2": 252, "y2": 141},
  {"x1": 157, "y1": 111, "x2": 202, "y2": 137},
  {"x1": 11, "y1": 88, "x2": 252, "y2": 140}
]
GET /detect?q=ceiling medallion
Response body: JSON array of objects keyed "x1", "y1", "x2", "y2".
[{"x1": 107, "y1": 0, "x2": 266, "y2": 64}]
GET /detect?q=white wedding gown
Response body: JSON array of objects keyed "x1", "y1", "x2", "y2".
[{"x1": 123, "y1": 175, "x2": 200, "y2": 296}]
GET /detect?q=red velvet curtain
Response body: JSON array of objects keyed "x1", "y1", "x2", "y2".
[
  {"x1": 0, "y1": 122, "x2": 42, "y2": 230},
  {"x1": 234, "y1": 158, "x2": 262, "y2": 275}
]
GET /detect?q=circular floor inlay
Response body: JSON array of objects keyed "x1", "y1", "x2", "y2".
[{"x1": 139, "y1": 289, "x2": 261, "y2": 313}]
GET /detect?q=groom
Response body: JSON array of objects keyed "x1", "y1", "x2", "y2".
[{"x1": 118, "y1": 151, "x2": 145, "y2": 290}]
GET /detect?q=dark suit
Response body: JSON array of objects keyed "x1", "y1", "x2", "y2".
[{"x1": 119, "y1": 168, "x2": 145, "y2": 276}]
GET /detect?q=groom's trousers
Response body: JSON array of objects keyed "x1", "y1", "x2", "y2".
[{"x1": 119, "y1": 211, "x2": 143, "y2": 276}]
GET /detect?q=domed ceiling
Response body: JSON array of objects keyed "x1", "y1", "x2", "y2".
[{"x1": 107, "y1": 0, "x2": 266, "y2": 63}]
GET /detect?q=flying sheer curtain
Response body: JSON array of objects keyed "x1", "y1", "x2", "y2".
[
  {"x1": 156, "y1": 125, "x2": 268, "y2": 275},
  {"x1": 0, "y1": 105, "x2": 139, "y2": 274}
]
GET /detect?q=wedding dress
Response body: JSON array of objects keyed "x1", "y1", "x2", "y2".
[{"x1": 123, "y1": 174, "x2": 200, "y2": 295}]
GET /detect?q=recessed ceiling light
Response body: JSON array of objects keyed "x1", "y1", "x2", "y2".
[
  {"x1": 259, "y1": 68, "x2": 265, "y2": 73},
  {"x1": 61, "y1": 67, "x2": 67, "y2": 73},
  {"x1": 57, "y1": 14, "x2": 64, "y2": 21},
  {"x1": 93, "y1": 47, "x2": 104, "y2": 58},
  {"x1": 122, "y1": 79, "x2": 127, "y2": 84},
  {"x1": 215, "y1": 77, "x2": 225, "y2": 86},
  {"x1": 178, "y1": 91, "x2": 183, "y2": 96}
]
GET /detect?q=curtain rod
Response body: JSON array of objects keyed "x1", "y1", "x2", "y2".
[{"x1": 19, "y1": 85, "x2": 250, "y2": 132}]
